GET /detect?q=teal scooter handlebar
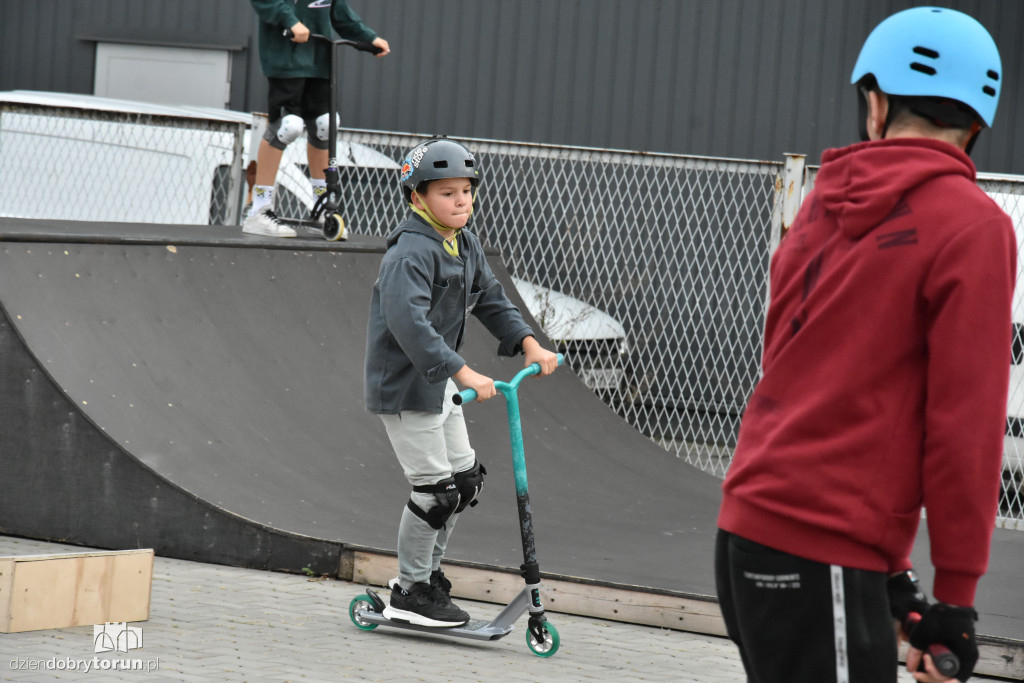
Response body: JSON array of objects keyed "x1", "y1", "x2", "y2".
[
  {"x1": 450, "y1": 352, "x2": 563, "y2": 654},
  {"x1": 452, "y1": 354, "x2": 564, "y2": 405}
]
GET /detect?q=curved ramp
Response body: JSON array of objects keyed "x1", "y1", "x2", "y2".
[
  {"x1": 0, "y1": 217, "x2": 1019, "y2": 673},
  {"x1": 0, "y1": 218, "x2": 723, "y2": 593}
]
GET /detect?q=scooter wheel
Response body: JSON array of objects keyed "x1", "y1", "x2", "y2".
[
  {"x1": 526, "y1": 620, "x2": 559, "y2": 657},
  {"x1": 348, "y1": 594, "x2": 378, "y2": 631},
  {"x1": 323, "y1": 213, "x2": 347, "y2": 241}
]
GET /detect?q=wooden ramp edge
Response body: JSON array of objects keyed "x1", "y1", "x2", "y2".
[{"x1": 340, "y1": 548, "x2": 1024, "y2": 681}]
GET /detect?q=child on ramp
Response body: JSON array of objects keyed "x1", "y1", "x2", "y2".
[{"x1": 364, "y1": 137, "x2": 559, "y2": 627}]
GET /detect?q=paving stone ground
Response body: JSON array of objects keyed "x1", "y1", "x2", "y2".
[{"x1": 0, "y1": 536, "x2": 979, "y2": 682}]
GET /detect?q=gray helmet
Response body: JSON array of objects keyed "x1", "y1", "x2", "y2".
[{"x1": 400, "y1": 137, "x2": 479, "y2": 202}]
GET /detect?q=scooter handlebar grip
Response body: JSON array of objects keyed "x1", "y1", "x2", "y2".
[
  {"x1": 350, "y1": 41, "x2": 384, "y2": 55},
  {"x1": 453, "y1": 389, "x2": 476, "y2": 406},
  {"x1": 453, "y1": 354, "x2": 562, "y2": 406},
  {"x1": 926, "y1": 645, "x2": 960, "y2": 679}
]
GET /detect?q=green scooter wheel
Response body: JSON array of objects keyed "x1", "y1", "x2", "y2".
[
  {"x1": 348, "y1": 594, "x2": 378, "y2": 631},
  {"x1": 526, "y1": 620, "x2": 559, "y2": 657}
]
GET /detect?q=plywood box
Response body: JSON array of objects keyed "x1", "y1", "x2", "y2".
[{"x1": 0, "y1": 548, "x2": 153, "y2": 633}]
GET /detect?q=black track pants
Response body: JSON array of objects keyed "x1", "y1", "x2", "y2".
[{"x1": 715, "y1": 530, "x2": 898, "y2": 683}]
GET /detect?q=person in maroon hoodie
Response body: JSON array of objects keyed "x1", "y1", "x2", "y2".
[{"x1": 715, "y1": 7, "x2": 1014, "y2": 683}]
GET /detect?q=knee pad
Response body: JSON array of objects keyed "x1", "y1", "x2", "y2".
[
  {"x1": 314, "y1": 112, "x2": 339, "y2": 143},
  {"x1": 453, "y1": 461, "x2": 486, "y2": 513},
  {"x1": 407, "y1": 476, "x2": 459, "y2": 530},
  {"x1": 263, "y1": 114, "x2": 305, "y2": 150}
]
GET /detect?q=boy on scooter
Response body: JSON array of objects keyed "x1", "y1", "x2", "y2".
[
  {"x1": 245, "y1": 0, "x2": 389, "y2": 238},
  {"x1": 364, "y1": 137, "x2": 559, "y2": 626}
]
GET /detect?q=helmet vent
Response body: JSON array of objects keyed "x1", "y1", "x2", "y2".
[
  {"x1": 465, "y1": 160, "x2": 474, "y2": 168},
  {"x1": 912, "y1": 46, "x2": 939, "y2": 59},
  {"x1": 984, "y1": 69, "x2": 999, "y2": 97},
  {"x1": 910, "y1": 62, "x2": 937, "y2": 76},
  {"x1": 433, "y1": 160, "x2": 448, "y2": 169}
]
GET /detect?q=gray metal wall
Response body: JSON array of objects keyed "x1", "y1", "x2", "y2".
[{"x1": 1, "y1": 0, "x2": 1021, "y2": 174}]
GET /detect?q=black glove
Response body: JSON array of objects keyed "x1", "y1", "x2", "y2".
[
  {"x1": 908, "y1": 603, "x2": 978, "y2": 682},
  {"x1": 887, "y1": 569, "x2": 930, "y2": 628}
]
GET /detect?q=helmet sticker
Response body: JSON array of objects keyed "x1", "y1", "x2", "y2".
[{"x1": 401, "y1": 145, "x2": 430, "y2": 182}]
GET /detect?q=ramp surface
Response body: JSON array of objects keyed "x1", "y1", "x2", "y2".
[{"x1": 0, "y1": 217, "x2": 1020, "y2": 650}]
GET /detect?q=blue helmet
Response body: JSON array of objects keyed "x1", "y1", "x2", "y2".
[{"x1": 850, "y1": 6, "x2": 1001, "y2": 127}]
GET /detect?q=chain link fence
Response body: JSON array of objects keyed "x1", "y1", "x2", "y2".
[
  {"x1": 335, "y1": 131, "x2": 1024, "y2": 530},
  {"x1": 0, "y1": 97, "x2": 248, "y2": 225},
  {"x1": 329, "y1": 131, "x2": 778, "y2": 484},
  {"x1": 1, "y1": 100, "x2": 1022, "y2": 528}
]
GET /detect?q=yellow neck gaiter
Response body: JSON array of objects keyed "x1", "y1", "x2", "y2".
[{"x1": 410, "y1": 190, "x2": 474, "y2": 258}]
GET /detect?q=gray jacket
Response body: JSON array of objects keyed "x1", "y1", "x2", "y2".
[{"x1": 364, "y1": 215, "x2": 534, "y2": 414}]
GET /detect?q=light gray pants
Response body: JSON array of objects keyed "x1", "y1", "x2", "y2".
[{"x1": 380, "y1": 380, "x2": 477, "y2": 589}]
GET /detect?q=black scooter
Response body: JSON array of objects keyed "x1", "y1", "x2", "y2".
[{"x1": 280, "y1": 29, "x2": 382, "y2": 240}]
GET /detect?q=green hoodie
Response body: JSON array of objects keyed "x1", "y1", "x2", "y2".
[{"x1": 250, "y1": 0, "x2": 377, "y2": 79}]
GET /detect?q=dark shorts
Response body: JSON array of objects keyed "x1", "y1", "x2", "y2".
[
  {"x1": 263, "y1": 77, "x2": 331, "y2": 150},
  {"x1": 715, "y1": 530, "x2": 897, "y2": 683},
  {"x1": 266, "y1": 77, "x2": 330, "y2": 122}
]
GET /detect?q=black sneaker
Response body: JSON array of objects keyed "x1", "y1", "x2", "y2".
[
  {"x1": 383, "y1": 581, "x2": 469, "y2": 627},
  {"x1": 430, "y1": 568, "x2": 453, "y2": 599},
  {"x1": 388, "y1": 569, "x2": 454, "y2": 597}
]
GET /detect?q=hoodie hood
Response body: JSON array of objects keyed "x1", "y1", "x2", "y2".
[
  {"x1": 385, "y1": 213, "x2": 444, "y2": 249},
  {"x1": 815, "y1": 138, "x2": 976, "y2": 239}
]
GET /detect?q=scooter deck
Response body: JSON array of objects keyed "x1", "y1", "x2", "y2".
[
  {"x1": 354, "y1": 587, "x2": 530, "y2": 641},
  {"x1": 276, "y1": 217, "x2": 346, "y2": 241}
]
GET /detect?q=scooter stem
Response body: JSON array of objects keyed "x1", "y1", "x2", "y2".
[{"x1": 454, "y1": 355, "x2": 564, "y2": 611}]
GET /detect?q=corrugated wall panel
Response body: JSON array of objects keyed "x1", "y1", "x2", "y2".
[
  {"x1": 0, "y1": 0, "x2": 1020, "y2": 174},
  {"x1": 335, "y1": 0, "x2": 1021, "y2": 174}
]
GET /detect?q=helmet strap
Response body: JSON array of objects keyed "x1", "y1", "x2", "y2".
[
  {"x1": 857, "y1": 87, "x2": 870, "y2": 142},
  {"x1": 410, "y1": 190, "x2": 475, "y2": 257},
  {"x1": 964, "y1": 122, "x2": 983, "y2": 156}
]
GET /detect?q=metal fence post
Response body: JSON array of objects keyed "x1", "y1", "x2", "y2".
[
  {"x1": 760, "y1": 153, "x2": 808, "y2": 367},
  {"x1": 222, "y1": 121, "x2": 248, "y2": 226},
  {"x1": 776, "y1": 153, "x2": 806, "y2": 248}
]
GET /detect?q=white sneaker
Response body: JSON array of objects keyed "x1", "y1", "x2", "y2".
[{"x1": 242, "y1": 207, "x2": 297, "y2": 238}]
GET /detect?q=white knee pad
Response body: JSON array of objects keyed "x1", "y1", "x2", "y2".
[
  {"x1": 314, "y1": 113, "x2": 340, "y2": 142},
  {"x1": 276, "y1": 114, "x2": 306, "y2": 146}
]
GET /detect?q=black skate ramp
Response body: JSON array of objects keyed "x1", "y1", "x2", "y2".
[{"x1": 0, "y1": 217, "x2": 1020, "y2": 673}]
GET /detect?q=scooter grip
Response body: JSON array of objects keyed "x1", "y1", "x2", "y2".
[
  {"x1": 904, "y1": 612, "x2": 961, "y2": 679},
  {"x1": 349, "y1": 41, "x2": 384, "y2": 55},
  {"x1": 453, "y1": 389, "x2": 476, "y2": 406},
  {"x1": 453, "y1": 355, "x2": 563, "y2": 405}
]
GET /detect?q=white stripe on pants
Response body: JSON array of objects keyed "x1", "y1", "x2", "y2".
[{"x1": 831, "y1": 564, "x2": 850, "y2": 683}]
